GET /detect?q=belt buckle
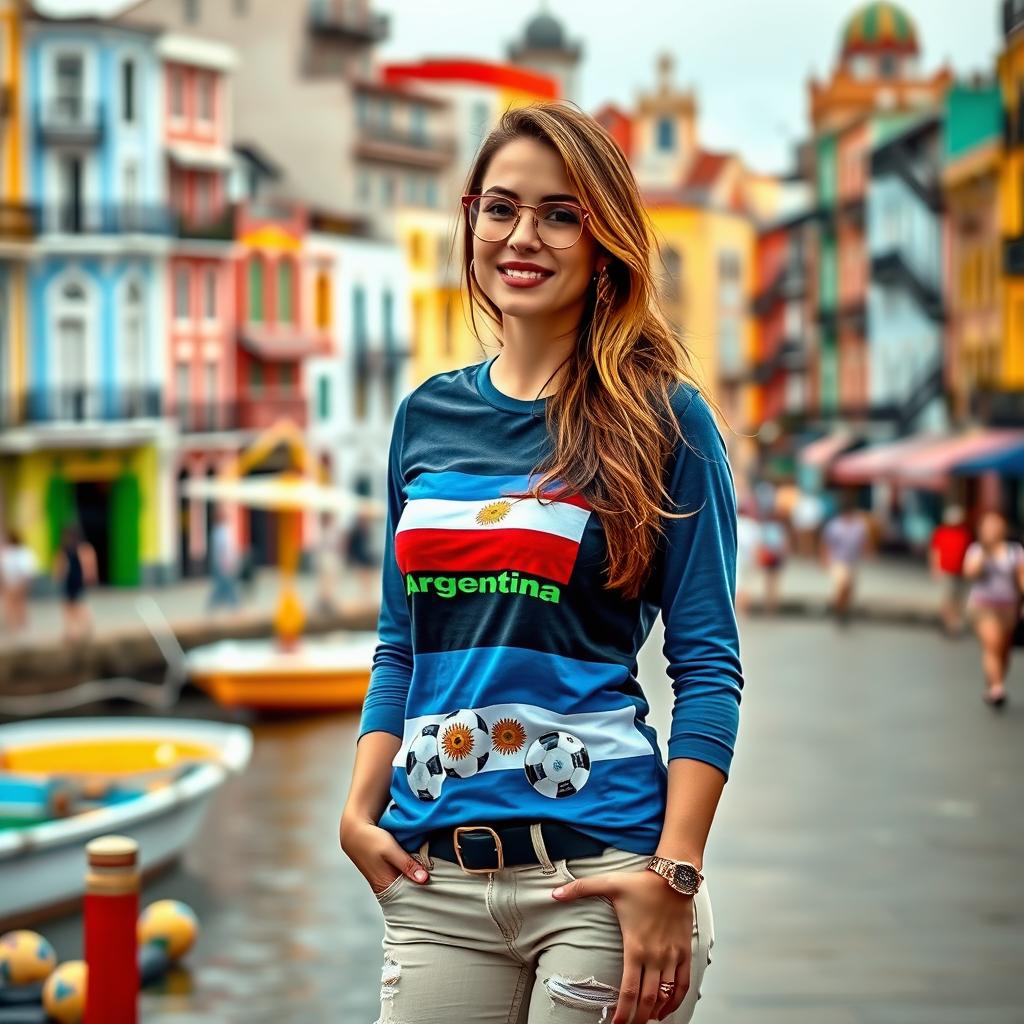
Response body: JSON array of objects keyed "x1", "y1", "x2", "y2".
[{"x1": 453, "y1": 826, "x2": 504, "y2": 874}]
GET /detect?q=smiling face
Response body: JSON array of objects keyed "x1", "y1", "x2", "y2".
[{"x1": 471, "y1": 136, "x2": 605, "y2": 325}]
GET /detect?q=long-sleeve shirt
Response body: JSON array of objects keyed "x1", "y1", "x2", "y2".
[{"x1": 358, "y1": 356, "x2": 744, "y2": 855}]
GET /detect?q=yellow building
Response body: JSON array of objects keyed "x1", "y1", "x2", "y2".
[
  {"x1": 383, "y1": 59, "x2": 562, "y2": 384},
  {"x1": 999, "y1": 6, "x2": 1024, "y2": 389}
]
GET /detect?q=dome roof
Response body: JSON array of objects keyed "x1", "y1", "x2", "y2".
[
  {"x1": 842, "y1": 2, "x2": 919, "y2": 57},
  {"x1": 524, "y1": 11, "x2": 566, "y2": 50}
]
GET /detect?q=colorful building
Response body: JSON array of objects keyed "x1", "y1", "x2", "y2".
[
  {"x1": 943, "y1": 79, "x2": 1002, "y2": 425},
  {"x1": 808, "y1": 1, "x2": 951, "y2": 420}
]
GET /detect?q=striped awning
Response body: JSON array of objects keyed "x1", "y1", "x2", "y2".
[
  {"x1": 798, "y1": 431, "x2": 858, "y2": 470},
  {"x1": 895, "y1": 430, "x2": 1024, "y2": 490},
  {"x1": 829, "y1": 434, "x2": 944, "y2": 486}
]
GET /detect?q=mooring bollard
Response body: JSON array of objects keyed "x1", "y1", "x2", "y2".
[{"x1": 83, "y1": 835, "x2": 139, "y2": 1024}]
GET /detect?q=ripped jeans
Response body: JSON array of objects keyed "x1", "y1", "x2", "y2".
[{"x1": 373, "y1": 827, "x2": 713, "y2": 1024}]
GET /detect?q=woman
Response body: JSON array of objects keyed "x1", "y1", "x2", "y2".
[
  {"x1": 52, "y1": 524, "x2": 97, "y2": 641},
  {"x1": 0, "y1": 529, "x2": 37, "y2": 631},
  {"x1": 340, "y1": 103, "x2": 743, "y2": 1024},
  {"x1": 963, "y1": 510, "x2": 1024, "y2": 708}
]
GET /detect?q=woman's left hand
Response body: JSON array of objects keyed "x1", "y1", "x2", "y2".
[{"x1": 552, "y1": 869, "x2": 692, "y2": 1023}]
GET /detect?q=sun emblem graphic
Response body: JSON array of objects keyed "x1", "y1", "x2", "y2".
[
  {"x1": 440, "y1": 722, "x2": 474, "y2": 760},
  {"x1": 475, "y1": 500, "x2": 512, "y2": 526},
  {"x1": 491, "y1": 718, "x2": 527, "y2": 756}
]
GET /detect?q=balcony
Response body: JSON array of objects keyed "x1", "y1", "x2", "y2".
[
  {"x1": 238, "y1": 391, "x2": 307, "y2": 431},
  {"x1": 309, "y1": 2, "x2": 389, "y2": 43},
  {"x1": 34, "y1": 100, "x2": 104, "y2": 146},
  {"x1": 871, "y1": 249, "x2": 945, "y2": 322},
  {"x1": 24, "y1": 387, "x2": 162, "y2": 425},
  {"x1": 752, "y1": 264, "x2": 806, "y2": 316},
  {"x1": 354, "y1": 121, "x2": 456, "y2": 170},
  {"x1": 36, "y1": 203, "x2": 176, "y2": 236},
  {"x1": 171, "y1": 402, "x2": 242, "y2": 434},
  {"x1": 871, "y1": 138, "x2": 942, "y2": 213},
  {"x1": 175, "y1": 206, "x2": 236, "y2": 242},
  {"x1": 0, "y1": 203, "x2": 37, "y2": 242}
]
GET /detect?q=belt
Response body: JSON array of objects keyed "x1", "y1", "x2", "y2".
[{"x1": 426, "y1": 822, "x2": 607, "y2": 873}]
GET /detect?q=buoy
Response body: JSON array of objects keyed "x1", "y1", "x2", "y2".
[
  {"x1": 41, "y1": 960, "x2": 87, "y2": 1024},
  {"x1": 0, "y1": 931, "x2": 56, "y2": 986},
  {"x1": 137, "y1": 900, "x2": 198, "y2": 962},
  {"x1": 83, "y1": 836, "x2": 138, "y2": 1024}
]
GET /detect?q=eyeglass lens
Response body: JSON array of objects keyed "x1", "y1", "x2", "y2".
[{"x1": 467, "y1": 196, "x2": 584, "y2": 248}]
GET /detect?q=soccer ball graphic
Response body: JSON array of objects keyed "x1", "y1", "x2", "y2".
[
  {"x1": 438, "y1": 709, "x2": 491, "y2": 779},
  {"x1": 524, "y1": 731, "x2": 591, "y2": 798},
  {"x1": 405, "y1": 723, "x2": 445, "y2": 801}
]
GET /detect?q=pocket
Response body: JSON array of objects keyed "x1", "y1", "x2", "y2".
[
  {"x1": 558, "y1": 846, "x2": 653, "y2": 909},
  {"x1": 372, "y1": 872, "x2": 407, "y2": 906}
]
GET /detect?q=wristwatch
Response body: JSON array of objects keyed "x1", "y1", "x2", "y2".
[{"x1": 646, "y1": 856, "x2": 703, "y2": 896}]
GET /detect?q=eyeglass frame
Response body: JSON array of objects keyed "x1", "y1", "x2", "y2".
[{"x1": 461, "y1": 193, "x2": 592, "y2": 250}]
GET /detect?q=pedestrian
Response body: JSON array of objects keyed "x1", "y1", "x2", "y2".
[
  {"x1": 339, "y1": 103, "x2": 742, "y2": 1024},
  {"x1": 206, "y1": 507, "x2": 240, "y2": 611},
  {"x1": 0, "y1": 529, "x2": 37, "y2": 632},
  {"x1": 757, "y1": 511, "x2": 788, "y2": 614},
  {"x1": 929, "y1": 505, "x2": 973, "y2": 636},
  {"x1": 821, "y1": 493, "x2": 869, "y2": 624},
  {"x1": 52, "y1": 523, "x2": 97, "y2": 642},
  {"x1": 962, "y1": 510, "x2": 1024, "y2": 709},
  {"x1": 791, "y1": 489, "x2": 825, "y2": 558},
  {"x1": 735, "y1": 500, "x2": 760, "y2": 615},
  {"x1": 345, "y1": 504, "x2": 378, "y2": 601}
]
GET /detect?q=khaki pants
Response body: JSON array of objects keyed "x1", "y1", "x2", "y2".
[{"x1": 373, "y1": 826, "x2": 714, "y2": 1024}]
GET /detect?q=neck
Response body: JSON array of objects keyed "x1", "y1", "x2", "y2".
[{"x1": 490, "y1": 304, "x2": 584, "y2": 401}]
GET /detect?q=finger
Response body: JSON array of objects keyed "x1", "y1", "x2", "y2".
[
  {"x1": 551, "y1": 872, "x2": 615, "y2": 901},
  {"x1": 634, "y1": 961, "x2": 662, "y2": 1024},
  {"x1": 651, "y1": 967, "x2": 676, "y2": 1021},
  {"x1": 387, "y1": 850, "x2": 430, "y2": 883},
  {"x1": 659, "y1": 956, "x2": 691, "y2": 1020},
  {"x1": 612, "y1": 951, "x2": 642, "y2": 1024}
]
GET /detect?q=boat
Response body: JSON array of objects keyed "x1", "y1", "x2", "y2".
[
  {"x1": 0, "y1": 717, "x2": 252, "y2": 930},
  {"x1": 186, "y1": 631, "x2": 379, "y2": 710}
]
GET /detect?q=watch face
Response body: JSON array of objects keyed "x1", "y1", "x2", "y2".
[{"x1": 672, "y1": 864, "x2": 700, "y2": 892}]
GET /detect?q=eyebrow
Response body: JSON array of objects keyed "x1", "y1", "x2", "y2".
[{"x1": 482, "y1": 186, "x2": 581, "y2": 204}]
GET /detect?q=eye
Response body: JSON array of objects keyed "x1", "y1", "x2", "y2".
[
  {"x1": 542, "y1": 204, "x2": 582, "y2": 225},
  {"x1": 481, "y1": 199, "x2": 516, "y2": 218}
]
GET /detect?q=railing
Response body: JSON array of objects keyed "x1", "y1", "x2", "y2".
[
  {"x1": 897, "y1": 361, "x2": 945, "y2": 433},
  {"x1": 238, "y1": 391, "x2": 307, "y2": 430},
  {"x1": 175, "y1": 206, "x2": 236, "y2": 241},
  {"x1": 170, "y1": 402, "x2": 242, "y2": 434},
  {"x1": 871, "y1": 142, "x2": 942, "y2": 213},
  {"x1": 34, "y1": 100, "x2": 104, "y2": 144},
  {"x1": 36, "y1": 203, "x2": 176, "y2": 236},
  {"x1": 356, "y1": 120, "x2": 457, "y2": 157},
  {"x1": 871, "y1": 249, "x2": 944, "y2": 322},
  {"x1": 24, "y1": 387, "x2": 162, "y2": 424},
  {"x1": 309, "y1": 3, "x2": 389, "y2": 42}
]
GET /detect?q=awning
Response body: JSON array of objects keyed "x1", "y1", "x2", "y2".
[
  {"x1": 238, "y1": 330, "x2": 330, "y2": 361},
  {"x1": 166, "y1": 142, "x2": 235, "y2": 170},
  {"x1": 798, "y1": 431, "x2": 858, "y2": 470},
  {"x1": 895, "y1": 430, "x2": 1024, "y2": 490},
  {"x1": 953, "y1": 438, "x2": 1024, "y2": 477},
  {"x1": 830, "y1": 434, "x2": 944, "y2": 486}
]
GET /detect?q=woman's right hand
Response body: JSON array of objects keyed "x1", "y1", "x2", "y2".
[{"x1": 339, "y1": 814, "x2": 430, "y2": 896}]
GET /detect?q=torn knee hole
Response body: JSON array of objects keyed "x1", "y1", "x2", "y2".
[
  {"x1": 380, "y1": 950, "x2": 401, "y2": 1001},
  {"x1": 544, "y1": 975, "x2": 618, "y2": 1021}
]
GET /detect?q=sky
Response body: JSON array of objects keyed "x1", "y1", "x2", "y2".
[{"x1": 378, "y1": 0, "x2": 992, "y2": 174}]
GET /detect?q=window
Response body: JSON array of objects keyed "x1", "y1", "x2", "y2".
[
  {"x1": 411, "y1": 105, "x2": 427, "y2": 142},
  {"x1": 122, "y1": 161, "x2": 139, "y2": 218},
  {"x1": 196, "y1": 174, "x2": 212, "y2": 221},
  {"x1": 123, "y1": 280, "x2": 144, "y2": 386},
  {"x1": 169, "y1": 68, "x2": 185, "y2": 118},
  {"x1": 358, "y1": 170, "x2": 372, "y2": 203},
  {"x1": 425, "y1": 178, "x2": 438, "y2": 208},
  {"x1": 176, "y1": 362, "x2": 190, "y2": 407},
  {"x1": 353, "y1": 285, "x2": 368, "y2": 420},
  {"x1": 279, "y1": 363, "x2": 295, "y2": 389},
  {"x1": 356, "y1": 94, "x2": 371, "y2": 126},
  {"x1": 404, "y1": 174, "x2": 418, "y2": 204},
  {"x1": 203, "y1": 267, "x2": 217, "y2": 320},
  {"x1": 381, "y1": 175, "x2": 395, "y2": 206},
  {"x1": 55, "y1": 54, "x2": 84, "y2": 122},
  {"x1": 277, "y1": 259, "x2": 293, "y2": 324},
  {"x1": 174, "y1": 267, "x2": 190, "y2": 320},
  {"x1": 204, "y1": 362, "x2": 217, "y2": 410},
  {"x1": 248, "y1": 361, "x2": 263, "y2": 392},
  {"x1": 197, "y1": 74, "x2": 214, "y2": 122},
  {"x1": 382, "y1": 289, "x2": 394, "y2": 350},
  {"x1": 249, "y1": 257, "x2": 264, "y2": 322},
  {"x1": 317, "y1": 375, "x2": 331, "y2": 421},
  {"x1": 122, "y1": 59, "x2": 136, "y2": 123},
  {"x1": 656, "y1": 116, "x2": 675, "y2": 152}
]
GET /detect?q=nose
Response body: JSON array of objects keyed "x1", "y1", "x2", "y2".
[{"x1": 507, "y1": 209, "x2": 542, "y2": 251}]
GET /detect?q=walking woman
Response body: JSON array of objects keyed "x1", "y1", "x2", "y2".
[
  {"x1": 963, "y1": 510, "x2": 1024, "y2": 709},
  {"x1": 340, "y1": 103, "x2": 744, "y2": 1024},
  {"x1": 52, "y1": 524, "x2": 97, "y2": 641}
]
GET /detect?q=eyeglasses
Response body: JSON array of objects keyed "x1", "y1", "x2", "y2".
[{"x1": 461, "y1": 193, "x2": 590, "y2": 249}]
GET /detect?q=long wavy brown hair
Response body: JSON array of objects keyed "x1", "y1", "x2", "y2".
[{"x1": 460, "y1": 102, "x2": 718, "y2": 600}]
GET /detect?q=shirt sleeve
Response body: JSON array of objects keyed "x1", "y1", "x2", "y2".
[
  {"x1": 357, "y1": 395, "x2": 414, "y2": 741},
  {"x1": 656, "y1": 390, "x2": 744, "y2": 780}
]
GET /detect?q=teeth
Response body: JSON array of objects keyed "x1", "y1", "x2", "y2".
[{"x1": 500, "y1": 268, "x2": 548, "y2": 279}]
